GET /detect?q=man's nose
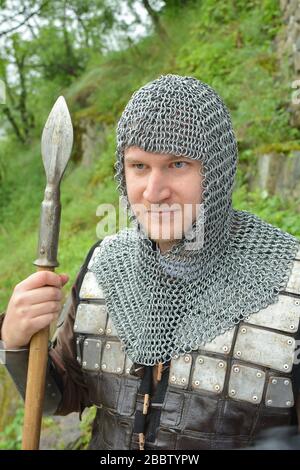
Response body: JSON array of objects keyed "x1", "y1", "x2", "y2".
[{"x1": 143, "y1": 170, "x2": 171, "y2": 203}]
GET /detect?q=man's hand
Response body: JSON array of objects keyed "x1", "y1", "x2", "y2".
[{"x1": 1, "y1": 271, "x2": 69, "y2": 349}]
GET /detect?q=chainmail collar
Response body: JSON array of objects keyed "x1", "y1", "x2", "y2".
[{"x1": 90, "y1": 212, "x2": 299, "y2": 365}]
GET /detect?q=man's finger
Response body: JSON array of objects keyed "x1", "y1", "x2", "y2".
[{"x1": 14, "y1": 271, "x2": 64, "y2": 292}]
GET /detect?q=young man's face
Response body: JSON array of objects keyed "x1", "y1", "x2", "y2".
[{"x1": 124, "y1": 146, "x2": 203, "y2": 252}]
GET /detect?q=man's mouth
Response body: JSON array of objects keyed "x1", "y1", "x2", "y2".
[{"x1": 146, "y1": 207, "x2": 181, "y2": 213}]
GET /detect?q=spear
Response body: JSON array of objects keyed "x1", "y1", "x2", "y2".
[{"x1": 22, "y1": 96, "x2": 73, "y2": 450}]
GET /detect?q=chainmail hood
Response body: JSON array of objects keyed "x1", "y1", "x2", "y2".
[{"x1": 90, "y1": 74, "x2": 300, "y2": 365}]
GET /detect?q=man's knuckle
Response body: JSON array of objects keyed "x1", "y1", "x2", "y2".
[
  {"x1": 19, "y1": 305, "x2": 29, "y2": 316},
  {"x1": 14, "y1": 293, "x2": 22, "y2": 307}
]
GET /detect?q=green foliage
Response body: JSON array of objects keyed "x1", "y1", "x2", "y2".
[
  {"x1": 0, "y1": 403, "x2": 23, "y2": 450},
  {"x1": 68, "y1": 406, "x2": 97, "y2": 450},
  {"x1": 90, "y1": 128, "x2": 116, "y2": 186},
  {"x1": 173, "y1": 0, "x2": 294, "y2": 147},
  {"x1": 255, "y1": 141, "x2": 300, "y2": 154},
  {"x1": 32, "y1": 26, "x2": 85, "y2": 85},
  {"x1": 0, "y1": 145, "x2": 6, "y2": 185},
  {"x1": 233, "y1": 186, "x2": 300, "y2": 237}
]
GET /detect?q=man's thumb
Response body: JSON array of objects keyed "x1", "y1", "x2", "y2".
[{"x1": 59, "y1": 273, "x2": 69, "y2": 285}]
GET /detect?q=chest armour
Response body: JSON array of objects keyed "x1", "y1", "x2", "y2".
[{"x1": 74, "y1": 246, "x2": 300, "y2": 450}]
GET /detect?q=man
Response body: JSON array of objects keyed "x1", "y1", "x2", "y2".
[{"x1": 1, "y1": 74, "x2": 300, "y2": 450}]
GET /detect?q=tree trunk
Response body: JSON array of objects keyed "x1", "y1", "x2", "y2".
[{"x1": 141, "y1": 0, "x2": 168, "y2": 40}]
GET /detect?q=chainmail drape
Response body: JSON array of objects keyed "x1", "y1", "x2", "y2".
[{"x1": 90, "y1": 74, "x2": 300, "y2": 365}]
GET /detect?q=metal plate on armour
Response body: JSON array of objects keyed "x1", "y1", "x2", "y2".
[
  {"x1": 285, "y1": 259, "x2": 300, "y2": 295},
  {"x1": 199, "y1": 327, "x2": 236, "y2": 355},
  {"x1": 105, "y1": 316, "x2": 118, "y2": 337},
  {"x1": 192, "y1": 355, "x2": 227, "y2": 394},
  {"x1": 125, "y1": 356, "x2": 134, "y2": 375},
  {"x1": 228, "y1": 363, "x2": 265, "y2": 404},
  {"x1": 169, "y1": 354, "x2": 192, "y2": 389},
  {"x1": 245, "y1": 294, "x2": 300, "y2": 333},
  {"x1": 101, "y1": 341, "x2": 125, "y2": 375},
  {"x1": 74, "y1": 303, "x2": 107, "y2": 335},
  {"x1": 79, "y1": 271, "x2": 105, "y2": 300},
  {"x1": 87, "y1": 246, "x2": 101, "y2": 270},
  {"x1": 233, "y1": 325, "x2": 295, "y2": 372},
  {"x1": 82, "y1": 338, "x2": 102, "y2": 371},
  {"x1": 265, "y1": 376, "x2": 294, "y2": 408}
]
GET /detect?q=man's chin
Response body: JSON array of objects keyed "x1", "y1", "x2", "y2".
[{"x1": 139, "y1": 229, "x2": 183, "y2": 244}]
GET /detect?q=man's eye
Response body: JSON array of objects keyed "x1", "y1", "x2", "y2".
[
  {"x1": 172, "y1": 161, "x2": 186, "y2": 168},
  {"x1": 133, "y1": 163, "x2": 145, "y2": 170}
]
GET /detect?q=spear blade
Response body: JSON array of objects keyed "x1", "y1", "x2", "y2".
[
  {"x1": 41, "y1": 96, "x2": 73, "y2": 184},
  {"x1": 34, "y1": 96, "x2": 73, "y2": 268}
]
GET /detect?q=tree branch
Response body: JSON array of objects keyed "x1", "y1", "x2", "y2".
[
  {"x1": 2, "y1": 106, "x2": 26, "y2": 143},
  {"x1": 0, "y1": 1, "x2": 49, "y2": 38},
  {"x1": 0, "y1": 5, "x2": 27, "y2": 28},
  {"x1": 141, "y1": 0, "x2": 168, "y2": 40}
]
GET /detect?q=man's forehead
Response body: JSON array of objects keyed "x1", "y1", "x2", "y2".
[{"x1": 124, "y1": 146, "x2": 193, "y2": 162}]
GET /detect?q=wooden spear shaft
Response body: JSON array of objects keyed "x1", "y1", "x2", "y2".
[{"x1": 22, "y1": 96, "x2": 73, "y2": 450}]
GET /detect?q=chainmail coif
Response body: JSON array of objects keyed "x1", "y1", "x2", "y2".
[{"x1": 90, "y1": 74, "x2": 300, "y2": 365}]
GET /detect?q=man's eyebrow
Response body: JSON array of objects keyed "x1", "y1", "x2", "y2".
[
  {"x1": 124, "y1": 154, "x2": 190, "y2": 163},
  {"x1": 124, "y1": 156, "x2": 144, "y2": 163}
]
